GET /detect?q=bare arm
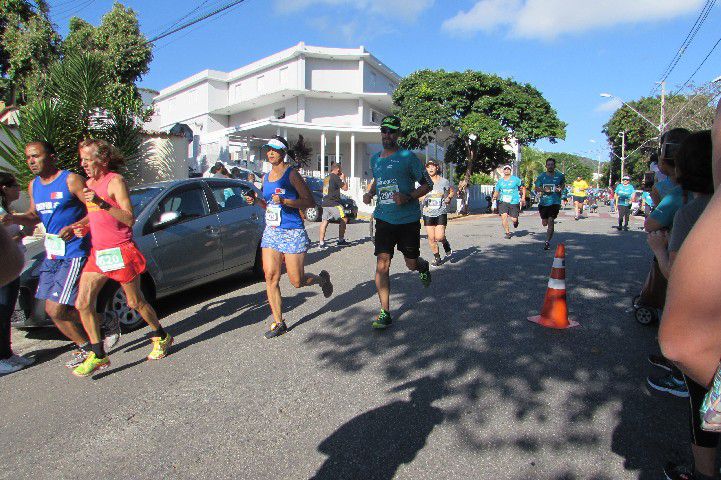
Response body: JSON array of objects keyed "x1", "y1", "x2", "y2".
[
  {"x1": 282, "y1": 169, "x2": 316, "y2": 210},
  {"x1": 339, "y1": 174, "x2": 349, "y2": 192},
  {"x1": 363, "y1": 178, "x2": 376, "y2": 205},
  {"x1": 2, "y1": 180, "x2": 40, "y2": 229},
  {"x1": 0, "y1": 224, "x2": 23, "y2": 287},
  {"x1": 85, "y1": 175, "x2": 135, "y2": 227}
]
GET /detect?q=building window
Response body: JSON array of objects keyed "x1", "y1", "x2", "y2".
[
  {"x1": 316, "y1": 154, "x2": 343, "y2": 173},
  {"x1": 370, "y1": 109, "x2": 382, "y2": 124},
  {"x1": 274, "y1": 107, "x2": 286, "y2": 119}
]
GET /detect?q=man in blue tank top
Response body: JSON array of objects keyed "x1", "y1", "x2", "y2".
[
  {"x1": 362, "y1": 116, "x2": 433, "y2": 330},
  {"x1": 3, "y1": 142, "x2": 117, "y2": 367}
]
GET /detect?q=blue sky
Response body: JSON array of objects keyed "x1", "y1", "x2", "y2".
[{"x1": 47, "y1": 0, "x2": 721, "y2": 160}]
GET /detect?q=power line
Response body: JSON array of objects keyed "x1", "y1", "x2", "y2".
[
  {"x1": 146, "y1": 0, "x2": 248, "y2": 44},
  {"x1": 672, "y1": 34, "x2": 721, "y2": 95},
  {"x1": 651, "y1": 0, "x2": 716, "y2": 94},
  {"x1": 147, "y1": 0, "x2": 216, "y2": 37}
]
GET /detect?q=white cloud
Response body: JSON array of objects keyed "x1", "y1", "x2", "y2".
[
  {"x1": 442, "y1": 0, "x2": 706, "y2": 40},
  {"x1": 274, "y1": 0, "x2": 434, "y2": 22},
  {"x1": 595, "y1": 98, "x2": 622, "y2": 113}
]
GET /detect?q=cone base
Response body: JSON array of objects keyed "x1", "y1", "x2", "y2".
[{"x1": 527, "y1": 315, "x2": 579, "y2": 329}]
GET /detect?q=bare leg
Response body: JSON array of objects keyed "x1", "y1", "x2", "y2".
[
  {"x1": 546, "y1": 218, "x2": 555, "y2": 242},
  {"x1": 425, "y1": 225, "x2": 439, "y2": 255},
  {"x1": 45, "y1": 301, "x2": 88, "y2": 346},
  {"x1": 375, "y1": 253, "x2": 391, "y2": 312},
  {"x1": 74, "y1": 272, "x2": 109, "y2": 345},
  {"x1": 319, "y1": 220, "x2": 329, "y2": 244},
  {"x1": 262, "y1": 248, "x2": 284, "y2": 325},
  {"x1": 501, "y1": 213, "x2": 510, "y2": 234},
  {"x1": 121, "y1": 276, "x2": 161, "y2": 331},
  {"x1": 284, "y1": 253, "x2": 322, "y2": 288},
  {"x1": 338, "y1": 218, "x2": 347, "y2": 240}
]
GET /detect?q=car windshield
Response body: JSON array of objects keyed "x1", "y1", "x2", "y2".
[{"x1": 130, "y1": 187, "x2": 162, "y2": 214}]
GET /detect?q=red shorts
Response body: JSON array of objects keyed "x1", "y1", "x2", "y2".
[{"x1": 83, "y1": 241, "x2": 147, "y2": 284}]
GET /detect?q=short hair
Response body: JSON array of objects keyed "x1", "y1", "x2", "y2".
[
  {"x1": 546, "y1": 157, "x2": 556, "y2": 165},
  {"x1": 675, "y1": 130, "x2": 713, "y2": 195},
  {"x1": 78, "y1": 138, "x2": 125, "y2": 171},
  {"x1": 330, "y1": 162, "x2": 341, "y2": 172},
  {"x1": 27, "y1": 140, "x2": 56, "y2": 155},
  {"x1": 661, "y1": 127, "x2": 691, "y2": 145}
]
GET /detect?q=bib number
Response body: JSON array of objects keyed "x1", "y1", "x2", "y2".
[
  {"x1": 378, "y1": 184, "x2": 399, "y2": 205},
  {"x1": 501, "y1": 194, "x2": 513, "y2": 203},
  {"x1": 44, "y1": 234, "x2": 66, "y2": 258},
  {"x1": 543, "y1": 184, "x2": 556, "y2": 194},
  {"x1": 265, "y1": 204, "x2": 282, "y2": 227},
  {"x1": 427, "y1": 198, "x2": 443, "y2": 208},
  {"x1": 96, "y1": 247, "x2": 125, "y2": 272}
]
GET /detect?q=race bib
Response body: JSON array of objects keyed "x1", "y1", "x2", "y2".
[
  {"x1": 96, "y1": 247, "x2": 125, "y2": 272},
  {"x1": 543, "y1": 184, "x2": 556, "y2": 194},
  {"x1": 501, "y1": 194, "x2": 513, "y2": 203},
  {"x1": 265, "y1": 204, "x2": 282, "y2": 227},
  {"x1": 44, "y1": 234, "x2": 66, "y2": 258},
  {"x1": 378, "y1": 183, "x2": 399, "y2": 205},
  {"x1": 426, "y1": 197, "x2": 443, "y2": 208}
]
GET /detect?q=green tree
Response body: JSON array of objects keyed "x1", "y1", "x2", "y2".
[
  {"x1": 392, "y1": 69, "x2": 566, "y2": 184},
  {"x1": 0, "y1": 52, "x2": 147, "y2": 187}
]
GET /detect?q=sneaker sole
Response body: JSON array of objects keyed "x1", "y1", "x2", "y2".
[
  {"x1": 372, "y1": 323, "x2": 391, "y2": 330},
  {"x1": 320, "y1": 270, "x2": 333, "y2": 298},
  {"x1": 72, "y1": 361, "x2": 110, "y2": 377},
  {"x1": 646, "y1": 378, "x2": 689, "y2": 397}
]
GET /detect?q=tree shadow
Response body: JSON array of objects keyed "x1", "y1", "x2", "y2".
[{"x1": 305, "y1": 227, "x2": 684, "y2": 479}]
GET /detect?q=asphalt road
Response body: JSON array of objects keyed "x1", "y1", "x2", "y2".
[{"x1": 2, "y1": 206, "x2": 688, "y2": 480}]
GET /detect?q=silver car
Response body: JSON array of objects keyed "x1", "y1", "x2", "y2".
[{"x1": 14, "y1": 177, "x2": 265, "y2": 330}]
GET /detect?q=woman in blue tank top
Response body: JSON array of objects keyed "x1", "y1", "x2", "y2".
[{"x1": 246, "y1": 136, "x2": 333, "y2": 338}]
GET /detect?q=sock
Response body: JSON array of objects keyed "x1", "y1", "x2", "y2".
[
  {"x1": 434, "y1": 253, "x2": 441, "y2": 261},
  {"x1": 152, "y1": 327, "x2": 167, "y2": 339},
  {"x1": 77, "y1": 341, "x2": 90, "y2": 352},
  {"x1": 90, "y1": 342, "x2": 106, "y2": 359},
  {"x1": 442, "y1": 239, "x2": 451, "y2": 253}
]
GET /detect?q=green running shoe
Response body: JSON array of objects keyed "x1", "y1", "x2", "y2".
[
  {"x1": 72, "y1": 352, "x2": 110, "y2": 377},
  {"x1": 418, "y1": 260, "x2": 431, "y2": 288},
  {"x1": 372, "y1": 309, "x2": 392, "y2": 329}
]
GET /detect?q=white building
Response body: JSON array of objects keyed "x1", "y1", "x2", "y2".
[{"x1": 153, "y1": 43, "x2": 441, "y2": 205}]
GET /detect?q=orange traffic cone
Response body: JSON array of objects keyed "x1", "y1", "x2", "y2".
[{"x1": 528, "y1": 243, "x2": 579, "y2": 329}]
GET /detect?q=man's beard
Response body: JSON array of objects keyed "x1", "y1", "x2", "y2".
[{"x1": 382, "y1": 138, "x2": 397, "y2": 149}]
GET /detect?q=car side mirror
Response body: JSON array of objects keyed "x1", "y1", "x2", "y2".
[{"x1": 153, "y1": 211, "x2": 180, "y2": 229}]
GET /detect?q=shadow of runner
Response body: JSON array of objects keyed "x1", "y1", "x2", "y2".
[{"x1": 311, "y1": 376, "x2": 446, "y2": 480}]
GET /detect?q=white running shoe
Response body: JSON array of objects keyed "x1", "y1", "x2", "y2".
[{"x1": 0, "y1": 358, "x2": 23, "y2": 374}]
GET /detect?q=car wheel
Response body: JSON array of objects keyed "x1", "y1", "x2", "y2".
[
  {"x1": 101, "y1": 283, "x2": 144, "y2": 331},
  {"x1": 635, "y1": 306, "x2": 658, "y2": 326},
  {"x1": 305, "y1": 206, "x2": 321, "y2": 222}
]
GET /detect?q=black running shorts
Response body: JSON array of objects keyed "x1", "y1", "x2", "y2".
[
  {"x1": 374, "y1": 219, "x2": 421, "y2": 259},
  {"x1": 498, "y1": 202, "x2": 520, "y2": 218},
  {"x1": 423, "y1": 214, "x2": 448, "y2": 226},
  {"x1": 538, "y1": 204, "x2": 561, "y2": 220}
]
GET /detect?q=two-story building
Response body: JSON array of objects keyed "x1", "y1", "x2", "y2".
[{"x1": 154, "y1": 43, "x2": 444, "y2": 206}]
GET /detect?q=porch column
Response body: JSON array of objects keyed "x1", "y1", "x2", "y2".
[
  {"x1": 335, "y1": 133, "x2": 340, "y2": 167},
  {"x1": 320, "y1": 131, "x2": 326, "y2": 176},
  {"x1": 283, "y1": 128, "x2": 288, "y2": 141},
  {"x1": 350, "y1": 134, "x2": 356, "y2": 181}
]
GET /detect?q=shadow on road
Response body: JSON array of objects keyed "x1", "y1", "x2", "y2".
[{"x1": 305, "y1": 227, "x2": 685, "y2": 479}]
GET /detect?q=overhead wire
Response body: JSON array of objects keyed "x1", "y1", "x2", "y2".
[{"x1": 146, "y1": 0, "x2": 248, "y2": 44}]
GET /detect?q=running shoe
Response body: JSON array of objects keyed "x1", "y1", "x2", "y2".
[
  {"x1": 418, "y1": 260, "x2": 432, "y2": 288},
  {"x1": 101, "y1": 311, "x2": 122, "y2": 351},
  {"x1": 8, "y1": 354, "x2": 34, "y2": 367},
  {"x1": 147, "y1": 333, "x2": 173, "y2": 360},
  {"x1": 319, "y1": 270, "x2": 333, "y2": 298},
  {"x1": 663, "y1": 462, "x2": 696, "y2": 480},
  {"x1": 623, "y1": 226, "x2": 629, "y2": 231},
  {"x1": 0, "y1": 358, "x2": 22, "y2": 374},
  {"x1": 372, "y1": 309, "x2": 392, "y2": 329},
  {"x1": 505, "y1": 232, "x2": 512, "y2": 239},
  {"x1": 544, "y1": 241, "x2": 550, "y2": 251},
  {"x1": 72, "y1": 352, "x2": 110, "y2": 377},
  {"x1": 700, "y1": 362, "x2": 721, "y2": 430},
  {"x1": 337, "y1": 239, "x2": 349, "y2": 246},
  {"x1": 318, "y1": 242, "x2": 327, "y2": 250},
  {"x1": 574, "y1": 216, "x2": 579, "y2": 221},
  {"x1": 648, "y1": 354, "x2": 674, "y2": 372},
  {"x1": 264, "y1": 321, "x2": 288, "y2": 339},
  {"x1": 647, "y1": 372, "x2": 689, "y2": 397},
  {"x1": 431, "y1": 257, "x2": 442, "y2": 267},
  {"x1": 65, "y1": 347, "x2": 90, "y2": 368}
]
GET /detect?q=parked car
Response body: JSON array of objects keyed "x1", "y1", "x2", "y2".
[
  {"x1": 302, "y1": 176, "x2": 358, "y2": 223},
  {"x1": 13, "y1": 178, "x2": 265, "y2": 331}
]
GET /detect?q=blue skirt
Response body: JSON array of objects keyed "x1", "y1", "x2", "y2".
[{"x1": 261, "y1": 227, "x2": 310, "y2": 254}]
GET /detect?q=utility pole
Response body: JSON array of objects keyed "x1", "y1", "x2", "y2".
[
  {"x1": 620, "y1": 131, "x2": 626, "y2": 179},
  {"x1": 597, "y1": 153, "x2": 601, "y2": 188}
]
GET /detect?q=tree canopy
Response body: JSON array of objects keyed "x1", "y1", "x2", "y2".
[
  {"x1": 519, "y1": 147, "x2": 594, "y2": 188},
  {"x1": 392, "y1": 69, "x2": 566, "y2": 182}
]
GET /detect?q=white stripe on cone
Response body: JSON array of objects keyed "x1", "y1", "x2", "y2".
[
  {"x1": 547, "y1": 278, "x2": 566, "y2": 290},
  {"x1": 552, "y1": 258, "x2": 565, "y2": 268}
]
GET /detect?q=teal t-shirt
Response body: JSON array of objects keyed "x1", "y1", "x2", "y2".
[
  {"x1": 655, "y1": 178, "x2": 676, "y2": 201},
  {"x1": 534, "y1": 171, "x2": 566, "y2": 206},
  {"x1": 641, "y1": 191, "x2": 654, "y2": 208},
  {"x1": 649, "y1": 185, "x2": 684, "y2": 228},
  {"x1": 495, "y1": 176, "x2": 522, "y2": 204},
  {"x1": 614, "y1": 183, "x2": 636, "y2": 206},
  {"x1": 371, "y1": 150, "x2": 431, "y2": 224}
]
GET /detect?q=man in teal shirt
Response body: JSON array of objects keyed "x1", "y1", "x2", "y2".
[
  {"x1": 493, "y1": 165, "x2": 525, "y2": 239},
  {"x1": 614, "y1": 176, "x2": 636, "y2": 231},
  {"x1": 363, "y1": 115, "x2": 433, "y2": 330},
  {"x1": 534, "y1": 158, "x2": 565, "y2": 250}
]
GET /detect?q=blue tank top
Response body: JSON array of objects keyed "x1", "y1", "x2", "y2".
[
  {"x1": 33, "y1": 170, "x2": 90, "y2": 258},
  {"x1": 262, "y1": 167, "x2": 304, "y2": 229}
]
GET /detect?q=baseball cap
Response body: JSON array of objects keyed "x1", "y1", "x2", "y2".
[
  {"x1": 622, "y1": 175, "x2": 631, "y2": 180},
  {"x1": 380, "y1": 115, "x2": 401, "y2": 131},
  {"x1": 502, "y1": 164, "x2": 512, "y2": 171},
  {"x1": 426, "y1": 159, "x2": 439, "y2": 166},
  {"x1": 261, "y1": 137, "x2": 288, "y2": 151}
]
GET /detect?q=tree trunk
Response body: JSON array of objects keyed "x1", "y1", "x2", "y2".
[{"x1": 462, "y1": 146, "x2": 476, "y2": 186}]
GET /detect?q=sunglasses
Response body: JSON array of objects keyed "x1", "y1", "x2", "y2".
[{"x1": 380, "y1": 127, "x2": 398, "y2": 134}]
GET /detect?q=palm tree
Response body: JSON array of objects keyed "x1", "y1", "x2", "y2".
[{"x1": 0, "y1": 52, "x2": 147, "y2": 187}]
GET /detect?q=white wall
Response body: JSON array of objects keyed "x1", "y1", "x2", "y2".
[
  {"x1": 229, "y1": 100, "x2": 300, "y2": 125},
  {"x1": 228, "y1": 59, "x2": 299, "y2": 103},
  {"x1": 363, "y1": 63, "x2": 396, "y2": 94},
  {"x1": 306, "y1": 58, "x2": 361, "y2": 92},
  {"x1": 305, "y1": 98, "x2": 359, "y2": 126}
]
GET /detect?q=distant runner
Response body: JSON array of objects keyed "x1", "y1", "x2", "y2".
[
  {"x1": 614, "y1": 175, "x2": 635, "y2": 231},
  {"x1": 363, "y1": 115, "x2": 432, "y2": 330},
  {"x1": 534, "y1": 158, "x2": 565, "y2": 251},
  {"x1": 571, "y1": 176, "x2": 589, "y2": 220},
  {"x1": 492, "y1": 165, "x2": 525, "y2": 239},
  {"x1": 421, "y1": 159, "x2": 454, "y2": 266},
  {"x1": 318, "y1": 162, "x2": 349, "y2": 249}
]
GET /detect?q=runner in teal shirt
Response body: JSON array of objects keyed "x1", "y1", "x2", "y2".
[
  {"x1": 493, "y1": 166, "x2": 524, "y2": 239},
  {"x1": 370, "y1": 149, "x2": 429, "y2": 225},
  {"x1": 614, "y1": 177, "x2": 635, "y2": 230},
  {"x1": 533, "y1": 158, "x2": 565, "y2": 250}
]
